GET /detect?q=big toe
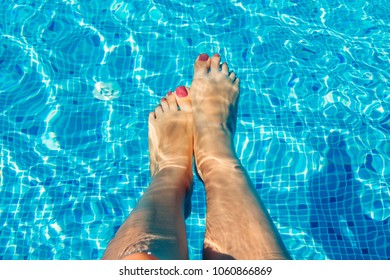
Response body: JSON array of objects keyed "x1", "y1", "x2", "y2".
[
  {"x1": 174, "y1": 86, "x2": 192, "y2": 112},
  {"x1": 194, "y1": 53, "x2": 211, "y2": 79}
]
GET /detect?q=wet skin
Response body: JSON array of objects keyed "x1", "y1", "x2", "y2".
[{"x1": 103, "y1": 54, "x2": 290, "y2": 260}]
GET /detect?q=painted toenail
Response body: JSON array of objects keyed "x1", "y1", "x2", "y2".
[
  {"x1": 214, "y1": 53, "x2": 220, "y2": 57},
  {"x1": 167, "y1": 91, "x2": 173, "y2": 96},
  {"x1": 161, "y1": 97, "x2": 167, "y2": 101},
  {"x1": 199, "y1": 54, "x2": 209, "y2": 61},
  {"x1": 176, "y1": 86, "x2": 188, "y2": 98}
]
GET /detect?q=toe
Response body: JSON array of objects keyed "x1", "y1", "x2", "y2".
[
  {"x1": 155, "y1": 104, "x2": 163, "y2": 118},
  {"x1": 194, "y1": 53, "x2": 211, "y2": 79},
  {"x1": 229, "y1": 71, "x2": 236, "y2": 81},
  {"x1": 160, "y1": 97, "x2": 169, "y2": 112},
  {"x1": 174, "y1": 86, "x2": 192, "y2": 112},
  {"x1": 148, "y1": 111, "x2": 156, "y2": 121},
  {"x1": 221, "y1": 62, "x2": 229, "y2": 74},
  {"x1": 210, "y1": 53, "x2": 221, "y2": 72},
  {"x1": 166, "y1": 91, "x2": 178, "y2": 111}
]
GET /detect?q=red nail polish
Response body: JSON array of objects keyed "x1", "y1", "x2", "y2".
[
  {"x1": 167, "y1": 91, "x2": 172, "y2": 96},
  {"x1": 176, "y1": 86, "x2": 188, "y2": 98},
  {"x1": 161, "y1": 97, "x2": 167, "y2": 101},
  {"x1": 199, "y1": 53, "x2": 209, "y2": 61},
  {"x1": 214, "y1": 53, "x2": 220, "y2": 57}
]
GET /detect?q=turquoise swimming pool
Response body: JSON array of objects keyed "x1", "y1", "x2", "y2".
[{"x1": 0, "y1": 0, "x2": 389, "y2": 260}]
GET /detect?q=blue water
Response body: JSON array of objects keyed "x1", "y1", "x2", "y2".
[{"x1": 0, "y1": 0, "x2": 389, "y2": 260}]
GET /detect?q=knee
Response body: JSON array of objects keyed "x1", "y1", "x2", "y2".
[{"x1": 120, "y1": 252, "x2": 159, "y2": 260}]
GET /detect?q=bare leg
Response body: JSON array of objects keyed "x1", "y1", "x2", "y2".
[
  {"x1": 190, "y1": 53, "x2": 291, "y2": 260},
  {"x1": 102, "y1": 87, "x2": 193, "y2": 260}
]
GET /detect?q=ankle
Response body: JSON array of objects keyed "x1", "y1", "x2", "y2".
[
  {"x1": 194, "y1": 127, "x2": 236, "y2": 160},
  {"x1": 196, "y1": 153, "x2": 243, "y2": 178},
  {"x1": 152, "y1": 166, "x2": 193, "y2": 185}
]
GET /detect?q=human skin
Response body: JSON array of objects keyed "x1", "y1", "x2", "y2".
[
  {"x1": 102, "y1": 54, "x2": 290, "y2": 260},
  {"x1": 191, "y1": 53, "x2": 290, "y2": 259}
]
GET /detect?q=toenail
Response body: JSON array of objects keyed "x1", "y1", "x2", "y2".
[
  {"x1": 199, "y1": 53, "x2": 209, "y2": 61},
  {"x1": 161, "y1": 97, "x2": 167, "y2": 101},
  {"x1": 167, "y1": 91, "x2": 173, "y2": 96},
  {"x1": 176, "y1": 86, "x2": 188, "y2": 98},
  {"x1": 213, "y1": 53, "x2": 220, "y2": 57}
]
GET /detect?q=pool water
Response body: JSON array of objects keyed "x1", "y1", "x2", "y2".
[{"x1": 0, "y1": 0, "x2": 389, "y2": 260}]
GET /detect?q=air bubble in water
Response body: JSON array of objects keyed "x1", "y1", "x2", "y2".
[{"x1": 93, "y1": 81, "x2": 121, "y2": 100}]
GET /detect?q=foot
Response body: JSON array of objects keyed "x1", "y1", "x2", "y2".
[
  {"x1": 148, "y1": 87, "x2": 193, "y2": 217},
  {"x1": 189, "y1": 53, "x2": 240, "y2": 176},
  {"x1": 148, "y1": 86, "x2": 193, "y2": 180}
]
